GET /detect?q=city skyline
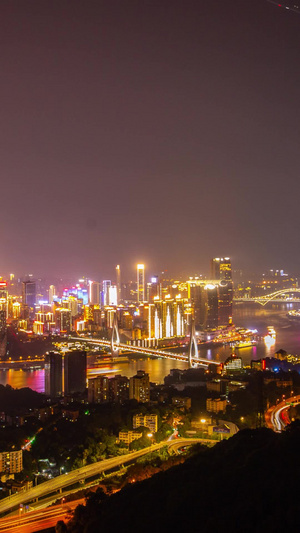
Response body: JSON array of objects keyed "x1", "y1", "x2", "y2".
[{"x1": 1, "y1": 1, "x2": 300, "y2": 278}]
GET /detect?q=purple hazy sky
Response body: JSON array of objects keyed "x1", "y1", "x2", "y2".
[{"x1": 0, "y1": 0, "x2": 299, "y2": 280}]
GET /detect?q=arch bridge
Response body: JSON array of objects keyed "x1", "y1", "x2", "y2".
[{"x1": 235, "y1": 287, "x2": 300, "y2": 306}]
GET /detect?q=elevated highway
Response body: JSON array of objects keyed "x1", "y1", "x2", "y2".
[
  {"x1": 0, "y1": 438, "x2": 217, "y2": 516},
  {"x1": 0, "y1": 443, "x2": 165, "y2": 516},
  {"x1": 265, "y1": 394, "x2": 300, "y2": 432}
]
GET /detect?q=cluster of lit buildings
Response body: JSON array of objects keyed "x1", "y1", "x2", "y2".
[
  {"x1": 87, "y1": 370, "x2": 150, "y2": 404},
  {"x1": 0, "y1": 258, "x2": 235, "y2": 355},
  {"x1": 234, "y1": 268, "x2": 298, "y2": 299}
]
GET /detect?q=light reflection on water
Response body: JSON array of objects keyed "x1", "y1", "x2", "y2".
[
  {"x1": 0, "y1": 303, "x2": 300, "y2": 393},
  {"x1": 0, "y1": 369, "x2": 45, "y2": 393}
]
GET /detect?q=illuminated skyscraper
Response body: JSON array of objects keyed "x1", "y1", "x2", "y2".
[
  {"x1": 89, "y1": 281, "x2": 101, "y2": 305},
  {"x1": 108, "y1": 285, "x2": 118, "y2": 306},
  {"x1": 211, "y1": 258, "x2": 232, "y2": 281},
  {"x1": 48, "y1": 285, "x2": 56, "y2": 304},
  {"x1": 205, "y1": 284, "x2": 219, "y2": 329},
  {"x1": 147, "y1": 276, "x2": 160, "y2": 301},
  {"x1": 148, "y1": 295, "x2": 185, "y2": 340},
  {"x1": 189, "y1": 283, "x2": 207, "y2": 330},
  {"x1": 55, "y1": 308, "x2": 71, "y2": 334},
  {"x1": 102, "y1": 280, "x2": 111, "y2": 306},
  {"x1": 0, "y1": 311, "x2": 6, "y2": 333},
  {"x1": 217, "y1": 279, "x2": 233, "y2": 326},
  {"x1": 187, "y1": 278, "x2": 232, "y2": 330},
  {"x1": 0, "y1": 282, "x2": 8, "y2": 321},
  {"x1": 137, "y1": 264, "x2": 145, "y2": 303},
  {"x1": 22, "y1": 280, "x2": 36, "y2": 316},
  {"x1": 116, "y1": 265, "x2": 121, "y2": 303}
]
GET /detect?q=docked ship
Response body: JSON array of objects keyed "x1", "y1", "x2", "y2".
[
  {"x1": 264, "y1": 326, "x2": 276, "y2": 345},
  {"x1": 267, "y1": 326, "x2": 276, "y2": 339},
  {"x1": 234, "y1": 340, "x2": 256, "y2": 349},
  {"x1": 96, "y1": 354, "x2": 129, "y2": 365},
  {"x1": 287, "y1": 310, "x2": 300, "y2": 320}
]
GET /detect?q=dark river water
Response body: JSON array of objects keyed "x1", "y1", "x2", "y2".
[{"x1": 1, "y1": 303, "x2": 300, "y2": 392}]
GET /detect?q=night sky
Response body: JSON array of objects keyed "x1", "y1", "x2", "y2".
[{"x1": 1, "y1": 0, "x2": 300, "y2": 280}]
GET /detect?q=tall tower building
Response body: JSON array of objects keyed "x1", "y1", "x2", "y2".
[
  {"x1": 89, "y1": 281, "x2": 101, "y2": 305},
  {"x1": 45, "y1": 351, "x2": 63, "y2": 398},
  {"x1": 0, "y1": 282, "x2": 8, "y2": 315},
  {"x1": 137, "y1": 264, "x2": 145, "y2": 303},
  {"x1": 217, "y1": 280, "x2": 233, "y2": 326},
  {"x1": 116, "y1": 265, "x2": 121, "y2": 303},
  {"x1": 55, "y1": 308, "x2": 71, "y2": 334},
  {"x1": 108, "y1": 285, "x2": 118, "y2": 306},
  {"x1": 147, "y1": 276, "x2": 160, "y2": 301},
  {"x1": 22, "y1": 280, "x2": 36, "y2": 315},
  {"x1": 64, "y1": 350, "x2": 87, "y2": 395},
  {"x1": 102, "y1": 280, "x2": 111, "y2": 306},
  {"x1": 48, "y1": 285, "x2": 56, "y2": 304},
  {"x1": 205, "y1": 284, "x2": 219, "y2": 329},
  {"x1": 211, "y1": 258, "x2": 232, "y2": 281}
]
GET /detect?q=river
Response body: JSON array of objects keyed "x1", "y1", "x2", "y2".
[{"x1": 1, "y1": 302, "x2": 300, "y2": 392}]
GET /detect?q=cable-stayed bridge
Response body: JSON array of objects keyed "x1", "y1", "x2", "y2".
[{"x1": 68, "y1": 333, "x2": 220, "y2": 367}]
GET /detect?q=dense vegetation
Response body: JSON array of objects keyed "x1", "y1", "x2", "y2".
[{"x1": 62, "y1": 424, "x2": 300, "y2": 533}]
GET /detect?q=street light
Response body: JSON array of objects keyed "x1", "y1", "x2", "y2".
[{"x1": 19, "y1": 504, "x2": 23, "y2": 524}]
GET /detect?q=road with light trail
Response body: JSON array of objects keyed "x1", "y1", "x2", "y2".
[
  {"x1": 0, "y1": 438, "x2": 217, "y2": 516},
  {"x1": 265, "y1": 394, "x2": 300, "y2": 432}
]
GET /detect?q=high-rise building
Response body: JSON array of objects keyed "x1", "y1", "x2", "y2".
[
  {"x1": 211, "y1": 258, "x2": 232, "y2": 280},
  {"x1": 0, "y1": 450, "x2": 23, "y2": 474},
  {"x1": 0, "y1": 309, "x2": 7, "y2": 359},
  {"x1": 148, "y1": 295, "x2": 185, "y2": 340},
  {"x1": 0, "y1": 310, "x2": 6, "y2": 333},
  {"x1": 55, "y1": 308, "x2": 71, "y2": 334},
  {"x1": 108, "y1": 285, "x2": 118, "y2": 306},
  {"x1": 88, "y1": 375, "x2": 109, "y2": 403},
  {"x1": 116, "y1": 265, "x2": 121, "y2": 303},
  {"x1": 34, "y1": 310, "x2": 54, "y2": 334},
  {"x1": 187, "y1": 278, "x2": 232, "y2": 330},
  {"x1": 205, "y1": 284, "x2": 219, "y2": 329},
  {"x1": 0, "y1": 281, "x2": 8, "y2": 318},
  {"x1": 89, "y1": 281, "x2": 101, "y2": 305},
  {"x1": 129, "y1": 370, "x2": 150, "y2": 402},
  {"x1": 137, "y1": 264, "x2": 145, "y2": 303},
  {"x1": 22, "y1": 280, "x2": 36, "y2": 316},
  {"x1": 64, "y1": 350, "x2": 87, "y2": 395},
  {"x1": 189, "y1": 283, "x2": 207, "y2": 330},
  {"x1": 109, "y1": 374, "x2": 129, "y2": 403},
  {"x1": 147, "y1": 276, "x2": 160, "y2": 301},
  {"x1": 44, "y1": 351, "x2": 63, "y2": 398},
  {"x1": 48, "y1": 285, "x2": 56, "y2": 304},
  {"x1": 217, "y1": 280, "x2": 233, "y2": 326},
  {"x1": 102, "y1": 280, "x2": 111, "y2": 306},
  {"x1": 64, "y1": 296, "x2": 78, "y2": 318}
]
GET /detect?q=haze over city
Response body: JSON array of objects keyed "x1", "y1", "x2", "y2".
[
  {"x1": 1, "y1": 2, "x2": 300, "y2": 532},
  {"x1": 1, "y1": 0, "x2": 300, "y2": 279}
]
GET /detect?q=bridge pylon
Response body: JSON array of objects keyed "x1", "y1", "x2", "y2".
[
  {"x1": 188, "y1": 318, "x2": 198, "y2": 367},
  {"x1": 111, "y1": 312, "x2": 120, "y2": 357}
]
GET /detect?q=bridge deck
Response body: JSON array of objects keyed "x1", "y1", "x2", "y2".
[{"x1": 68, "y1": 337, "x2": 220, "y2": 365}]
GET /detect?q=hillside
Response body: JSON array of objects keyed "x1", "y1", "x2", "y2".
[{"x1": 64, "y1": 424, "x2": 300, "y2": 533}]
